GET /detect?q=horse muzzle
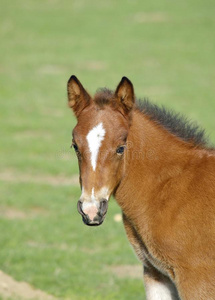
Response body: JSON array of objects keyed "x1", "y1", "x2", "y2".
[{"x1": 77, "y1": 199, "x2": 108, "y2": 226}]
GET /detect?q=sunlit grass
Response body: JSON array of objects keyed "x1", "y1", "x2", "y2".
[{"x1": 0, "y1": 0, "x2": 214, "y2": 299}]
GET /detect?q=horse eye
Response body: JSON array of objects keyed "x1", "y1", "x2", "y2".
[
  {"x1": 116, "y1": 146, "x2": 125, "y2": 155},
  {"x1": 72, "y1": 143, "x2": 79, "y2": 153}
]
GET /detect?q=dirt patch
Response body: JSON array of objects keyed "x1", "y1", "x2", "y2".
[
  {"x1": 0, "y1": 170, "x2": 79, "y2": 187},
  {"x1": 0, "y1": 208, "x2": 28, "y2": 220},
  {"x1": 0, "y1": 206, "x2": 47, "y2": 220},
  {"x1": 134, "y1": 12, "x2": 168, "y2": 23},
  {"x1": 38, "y1": 64, "x2": 65, "y2": 75},
  {"x1": 27, "y1": 241, "x2": 71, "y2": 251},
  {"x1": 109, "y1": 265, "x2": 143, "y2": 279},
  {"x1": 0, "y1": 270, "x2": 56, "y2": 300},
  {"x1": 14, "y1": 130, "x2": 53, "y2": 141},
  {"x1": 79, "y1": 60, "x2": 107, "y2": 71}
]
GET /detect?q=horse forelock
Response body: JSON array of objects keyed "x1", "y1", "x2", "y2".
[{"x1": 93, "y1": 88, "x2": 114, "y2": 108}]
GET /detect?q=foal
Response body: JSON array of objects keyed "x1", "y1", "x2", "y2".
[{"x1": 67, "y1": 75, "x2": 215, "y2": 300}]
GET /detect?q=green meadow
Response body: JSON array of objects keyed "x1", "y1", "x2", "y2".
[{"x1": 0, "y1": 0, "x2": 215, "y2": 299}]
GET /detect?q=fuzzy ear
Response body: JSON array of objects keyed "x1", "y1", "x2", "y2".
[
  {"x1": 67, "y1": 75, "x2": 91, "y2": 117},
  {"x1": 115, "y1": 77, "x2": 135, "y2": 113}
]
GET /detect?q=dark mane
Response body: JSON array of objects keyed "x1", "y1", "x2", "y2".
[
  {"x1": 94, "y1": 88, "x2": 210, "y2": 148},
  {"x1": 137, "y1": 99, "x2": 209, "y2": 148}
]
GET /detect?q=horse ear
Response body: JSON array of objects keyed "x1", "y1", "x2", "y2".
[
  {"x1": 115, "y1": 77, "x2": 135, "y2": 113},
  {"x1": 67, "y1": 75, "x2": 91, "y2": 117}
]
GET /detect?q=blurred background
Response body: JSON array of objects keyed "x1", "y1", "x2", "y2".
[{"x1": 0, "y1": 0, "x2": 215, "y2": 299}]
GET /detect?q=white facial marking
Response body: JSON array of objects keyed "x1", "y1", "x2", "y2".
[
  {"x1": 146, "y1": 281, "x2": 176, "y2": 300},
  {"x1": 99, "y1": 186, "x2": 111, "y2": 201},
  {"x1": 81, "y1": 186, "x2": 110, "y2": 212},
  {"x1": 91, "y1": 188, "x2": 97, "y2": 204},
  {"x1": 82, "y1": 189, "x2": 97, "y2": 212},
  {"x1": 86, "y1": 122, "x2": 106, "y2": 171}
]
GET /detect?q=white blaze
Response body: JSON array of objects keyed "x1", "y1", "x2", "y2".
[
  {"x1": 91, "y1": 188, "x2": 96, "y2": 202},
  {"x1": 81, "y1": 187, "x2": 110, "y2": 212},
  {"x1": 86, "y1": 122, "x2": 106, "y2": 171}
]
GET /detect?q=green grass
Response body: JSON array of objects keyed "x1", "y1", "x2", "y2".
[{"x1": 0, "y1": 0, "x2": 215, "y2": 299}]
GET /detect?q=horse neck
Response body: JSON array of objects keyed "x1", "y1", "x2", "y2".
[{"x1": 115, "y1": 109, "x2": 197, "y2": 216}]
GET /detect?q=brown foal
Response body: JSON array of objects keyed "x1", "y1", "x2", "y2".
[{"x1": 67, "y1": 75, "x2": 215, "y2": 300}]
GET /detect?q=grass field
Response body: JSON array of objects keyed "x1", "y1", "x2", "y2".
[{"x1": 0, "y1": 0, "x2": 215, "y2": 299}]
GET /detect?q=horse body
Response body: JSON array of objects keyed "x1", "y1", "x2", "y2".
[
  {"x1": 67, "y1": 75, "x2": 215, "y2": 299},
  {"x1": 116, "y1": 109, "x2": 215, "y2": 299}
]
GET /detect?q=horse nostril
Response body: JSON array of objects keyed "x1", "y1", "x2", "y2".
[
  {"x1": 77, "y1": 200, "x2": 84, "y2": 215},
  {"x1": 99, "y1": 199, "x2": 108, "y2": 215}
]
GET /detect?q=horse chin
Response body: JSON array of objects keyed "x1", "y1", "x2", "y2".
[{"x1": 82, "y1": 216, "x2": 105, "y2": 227}]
